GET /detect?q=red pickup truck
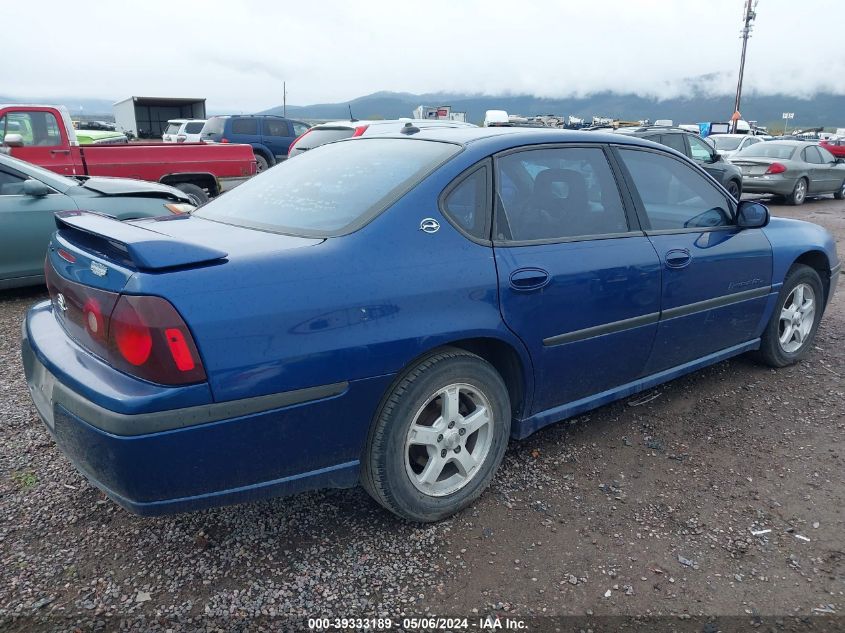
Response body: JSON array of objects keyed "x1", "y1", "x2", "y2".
[{"x1": 0, "y1": 105, "x2": 256, "y2": 203}]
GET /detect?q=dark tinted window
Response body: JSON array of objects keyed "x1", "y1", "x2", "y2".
[
  {"x1": 619, "y1": 149, "x2": 732, "y2": 231},
  {"x1": 195, "y1": 138, "x2": 460, "y2": 236},
  {"x1": 659, "y1": 133, "x2": 687, "y2": 155},
  {"x1": 231, "y1": 118, "x2": 258, "y2": 135},
  {"x1": 495, "y1": 147, "x2": 629, "y2": 241},
  {"x1": 297, "y1": 128, "x2": 354, "y2": 149},
  {"x1": 442, "y1": 166, "x2": 489, "y2": 240},
  {"x1": 802, "y1": 146, "x2": 823, "y2": 164},
  {"x1": 263, "y1": 119, "x2": 289, "y2": 137},
  {"x1": 201, "y1": 117, "x2": 226, "y2": 138},
  {"x1": 185, "y1": 122, "x2": 204, "y2": 134}
]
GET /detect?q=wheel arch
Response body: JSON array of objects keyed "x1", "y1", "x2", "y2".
[
  {"x1": 251, "y1": 144, "x2": 275, "y2": 165},
  {"x1": 792, "y1": 250, "x2": 831, "y2": 304},
  {"x1": 159, "y1": 172, "x2": 219, "y2": 196}
]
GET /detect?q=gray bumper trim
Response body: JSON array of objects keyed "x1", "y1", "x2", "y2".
[{"x1": 22, "y1": 334, "x2": 347, "y2": 437}]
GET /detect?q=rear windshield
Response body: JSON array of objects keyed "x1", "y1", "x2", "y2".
[
  {"x1": 296, "y1": 128, "x2": 354, "y2": 149},
  {"x1": 735, "y1": 143, "x2": 796, "y2": 159},
  {"x1": 164, "y1": 122, "x2": 182, "y2": 135},
  {"x1": 201, "y1": 117, "x2": 226, "y2": 138},
  {"x1": 709, "y1": 136, "x2": 743, "y2": 151},
  {"x1": 195, "y1": 138, "x2": 460, "y2": 237}
]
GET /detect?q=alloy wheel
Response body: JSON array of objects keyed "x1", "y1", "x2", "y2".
[
  {"x1": 794, "y1": 180, "x2": 806, "y2": 204},
  {"x1": 404, "y1": 383, "x2": 494, "y2": 497},
  {"x1": 778, "y1": 282, "x2": 815, "y2": 353}
]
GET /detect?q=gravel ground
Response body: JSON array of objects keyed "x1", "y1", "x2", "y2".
[{"x1": 1, "y1": 196, "x2": 843, "y2": 632}]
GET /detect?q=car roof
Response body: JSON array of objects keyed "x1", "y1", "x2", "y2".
[
  {"x1": 365, "y1": 126, "x2": 657, "y2": 150},
  {"x1": 314, "y1": 119, "x2": 475, "y2": 129}
]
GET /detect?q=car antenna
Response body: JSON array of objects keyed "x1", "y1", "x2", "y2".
[{"x1": 348, "y1": 105, "x2": 358, "y2": 123}]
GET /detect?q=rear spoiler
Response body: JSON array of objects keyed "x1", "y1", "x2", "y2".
[{"x1": 55, "y1": 210, "x2": 227, "y2": 271}]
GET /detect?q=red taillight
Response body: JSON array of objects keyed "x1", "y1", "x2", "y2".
[
  {"x1": 165, "y1": 328, "x2": 196, "y2": 371},
  {"x1": 111, "y1": 299, "x2": 153, "y2": 366},
  {"x1": 221, "y1": 137, "x2": 229, "y2": 143},
  {"x1": 352, "y1": 125, "x2": 369, "y2": 137},
  {"x1": 57, "y1": 249, "x2": 76, "y2": 263},
  {"x1": 107, "y1": 295, "x2": 206, "y2": 385},
  {"x1": 766, "y1": 162, "x2": 787, "y2": 174}
]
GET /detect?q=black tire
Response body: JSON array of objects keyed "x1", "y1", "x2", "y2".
[
  {"x1": 726, "y1": 179, "x2": 741, "y2": 200},
  {"x1": 834, "y1": 179, "x2": 845, "y2": 200},
  {"x1": 361, "y1": 348, "x2": 511, "y2": 522},
  {"x1": 787, "y1": 177, "x2": 808, "y2": 206},
  {"x1": 254, "y1": 153, "x2": 269, "y2": 172},
  {"x1": 756, "y1": 264, "x2": 824, "y2": 367},
  {"x1": 173, "y1": 182, "x2": 209, "y2": 206}
]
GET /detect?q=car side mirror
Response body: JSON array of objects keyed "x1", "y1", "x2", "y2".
[
  {"x1": 710, "y1": 152, "x2": 721, "y2": 163},
  {"x1": 736, "y1": 200, "x2": 769, "y2": 229},
  {"x1": 22, "y1": 179, "x2": 52, "y2": 197},
  {"x1": 3, "y1": 133, "x2": 24, "y2": 147}
]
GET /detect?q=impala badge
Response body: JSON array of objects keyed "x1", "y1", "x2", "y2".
[
  {"x1": 90, "y1": 261, "x2": 107, "y2": 277},
  {"x1": 419, "y1": 218, "x2": 440, "y2": 234},
  {"x1": 55, "y1": 293, "x2": 67, "y2": 313}
]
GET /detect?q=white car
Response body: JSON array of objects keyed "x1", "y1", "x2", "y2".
[
  {"x1": 288, "y1": 119, "x2": 476, "y2": 157},
  {"x1": 708, "y1": 134, "x2": 765, "y2": 159},
  {"x1": 162, "y1": 119, "x2": 207, "y2": 143}
]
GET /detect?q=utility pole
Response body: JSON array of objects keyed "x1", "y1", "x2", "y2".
[
  {"x1": 283, "y1": 82, "x2": 287, "y2": 117},
  {"x1": 732, "y1": 0, "x2": 758, "y2": 131}
]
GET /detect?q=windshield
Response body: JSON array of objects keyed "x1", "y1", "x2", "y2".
[
  {"x1": 735, "y1": 143, "x2": 797, "y2": 160},
  {"x1": 195, "y1": 138, "x2": 460, "y2": 236},
  {"x1": 710, "y1": 136, "x2": 743, "y2": 151}
]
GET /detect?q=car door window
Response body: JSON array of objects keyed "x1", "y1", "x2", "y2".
[
  {"x1": 818, "y1": 146, "x2": 836, "y2": 163},
  {"x1": 231, "y1": 118, "x2": 258, "y2": 135},
  {"x1": 495, "y1": 147, "x2": 629, "y2": 242},
  {"x1": 1, "y1": 111, "x2": 61, "y2": 147},
  {"x1": 618, "y1": 149, "x2": 733, "y2": 231},
  {"x1": 803, "y1": 146, "x2": 824, "y2": 164},
  {"x1": 0, "y1": 167, "x2": 26, "y2": 195},
  {"x1": 441, "y1": 165, "x2": 490, "y2": 240},
  {"x1": 659, "y1": 133, "x2": 687, "y2": 155},
  {"x1": 263, "y1": 119, "x2": 290, "y2": 137},
  {"x1": 688, "y1": 135, "x2": 714, "y2": 162}
]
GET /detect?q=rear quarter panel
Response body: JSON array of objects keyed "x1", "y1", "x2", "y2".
[{"x1": 762, "y1": 216, "x2": 839, "y2": 292}]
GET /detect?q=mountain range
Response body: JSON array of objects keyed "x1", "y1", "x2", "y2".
[
  {"x1": 3, "y1": 91, "x2": 843, "y2": 128},
  {"x1": 261, "y1": 91, "x2": 845, "y2": 128}
]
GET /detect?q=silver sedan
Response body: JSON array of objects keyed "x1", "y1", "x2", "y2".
[{"x1": 731, "y1": 141, "x2": 845, "y2": 205}]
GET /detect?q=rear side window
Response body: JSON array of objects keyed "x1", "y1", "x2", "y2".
[
  {"x1": 185, "y1": 122, "x2": 204, "y2": 134},
  {"x1": 441, "y1": 165, "x2": 490, "y2": 240},
  {"x1": 231, "y1": 118, "x2": 258, "y2": 135},
  {"x1": 802, "y1": 146, "x2": 823, "y2": 164},
  {"x1": 297, "y1": 128, "x2": 354, "y2": 149},
  {"x1": 195, "y1": 138, "x2": 460, "y2": 237},
  {"x1": 201, "y1": 117, "x2": 226, "y2": 138},
  {"x1": 164, "y1": 122, "x2": 182, "y2": 135},
  {"x1": 658, "y1": 133, "x2": 686, "y2": 155},
  {"x1": 618, "y1": 149, "x2": 732, "y2": 231},
  {"x1": 494, "y1": 147, "x2": 629, "y2": 242},
  {"x1": 263, "y1": 119, "x2": 289, "y2": 137}
]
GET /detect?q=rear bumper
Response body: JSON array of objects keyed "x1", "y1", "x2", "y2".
[
  {"x1": 741, "y1": 175, "x2": 797, "y2": 196},
  {"x1": 22, "y1": 302, "x2": 390, "y2": 515}
]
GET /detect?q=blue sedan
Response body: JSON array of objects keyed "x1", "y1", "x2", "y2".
[{"x1": 22, "y1": 127, "x2": 840, "y2": 522}]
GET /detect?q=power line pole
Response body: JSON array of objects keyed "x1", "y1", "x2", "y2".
[
  {"x1": 283, "y1": 82, "x2": 287, "y2": 117},
  {"x1": 732, "y1": 0, "x2": 758, "y2": 130}
]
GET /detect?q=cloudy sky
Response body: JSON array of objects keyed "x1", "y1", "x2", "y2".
[{"x1": 3, "y1": 0, "x2": 843, "y2": 111}]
